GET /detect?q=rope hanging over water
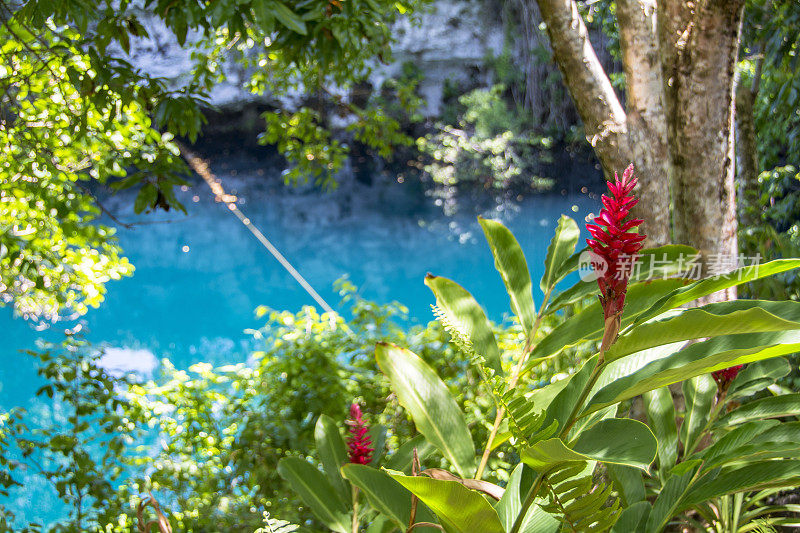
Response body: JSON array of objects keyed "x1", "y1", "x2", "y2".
[{"x1": 178, "y1": 144, "x2": 340, "y2": 323}]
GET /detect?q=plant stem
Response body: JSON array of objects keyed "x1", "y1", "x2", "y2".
[
  {"x1": 510, "y1": 351, "x2": 606, "y2": 532},
  {"x1": 475, "y1": 289, "x2": 552, "y2": 480},
  {"x1": 351, "y1": 486, "x2": 360, "y2": 533},
  {"x1": 509, "y1": 469, "x2": 550, "y2": 533}
]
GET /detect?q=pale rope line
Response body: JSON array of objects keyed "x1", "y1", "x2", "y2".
[{"x1": 178, "y1": 144, "x2": 344, "y2": 330}]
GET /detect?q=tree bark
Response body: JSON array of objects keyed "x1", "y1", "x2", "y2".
[
  {"x1": 662, "y1": 0, "x2": 744, "y2": 294},
  {"x1": 535, "y1": 0, "x2": 672, "y2": 245},
  {"x1": 617, "y1": 0, "x2": 672, "y2": 246}
]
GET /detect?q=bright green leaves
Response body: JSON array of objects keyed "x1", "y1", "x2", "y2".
[
  {"x1": 630, "y1": 259, "x2": 800, "y2": 327},
  {"x1": 606, "y1": 299, "x2": 800, "y2": 363},
  {"x1": 425, "y1": 275, "x2": 503, "y2": 375},
  {"x1": 478, "y1": 217, "x2": 537, "y2": 333},
  {"x1": 277, "y1": 457, "x2": 350, "y2": 533},
  {"x1": 375, "y1": 343, "x2": 476, "y2": 477},
  {"x1": 643, "y1": 387, "x2": 678, "y2": 478},
  {"x1": 540, "y1": 215, "x2": 580, "y2": 294},
  {"x1": 387, "y1": 471, "x2": 506, "y2": 533},
  {"x1": 584, "y1": 330, "x2": 800, "y2": 416},
  {"x1": 716, "y1": 394, "x2": 800, "y2": 426},
  {"x1": 521, "y1": 419, "x2": 656, "y2": 473}
]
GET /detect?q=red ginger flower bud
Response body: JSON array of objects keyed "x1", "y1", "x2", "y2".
[
  {"x1": 712, "y1": 365, "x2": 743, "y2": 391},
  {"x1": 346, "y1": 403, "x2": 374, "y2": 465},
  {"x1": 586, "y1": 164, "x2": 646, "y2": 321}
]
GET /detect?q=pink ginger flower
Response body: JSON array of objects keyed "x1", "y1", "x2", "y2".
[
  {"x1": 586, "y1": 164, "x2": 647, "y2": 321},
  {"x1": 346, "y1": 403, "x2": 374, "y2": 465}
]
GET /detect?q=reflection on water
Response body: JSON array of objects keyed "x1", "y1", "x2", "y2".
[{"x1": 1, "y1": 153, "x2": 601, "y2": 519}]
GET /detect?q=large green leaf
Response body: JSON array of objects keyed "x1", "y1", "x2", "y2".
[
  {"x1": 315, "y1": 414, "x2": 350, "y2": 504},
  {"x1": 547, "y1": 245, "x2": 698, "y2": 313},
  {"x1": 606, "y1": 464, "x2": 645, "y2": 506},
  {"x1": 680, "y1": 460, "x2": 800, "y2": 509},
  {"x1": 643, "y1": 387, "x2": 678, "y2": 477},
  {"x1": 606, "y1": 300, "x2": 800, "y2": 362},
  {"x1": 375, "y1": 343, "x2": 476, "y2": 477},
  {"x1": 521, "y1": 419, "x2": 656, "y2": 472},
  {"x1": 645, "y1": 461, "x2": 701, "y2": 533},
  {"x1": 386, "y1": 470, "x2": 505, "y2": 533},
  {"x1": 494, "y1": 464, "x2": 560, "y2": 533},
  {"x1": 610, "y1": 501, "x2": 650, "y2": 533},
  {"x1": 540, "y1": 215, "x2": 580, "y2": 293},
  {"x1": 630, "y1": 259, "x2": 800, "y2": 328},
  {"x1": 478, "y1": 216, "x2": 537, "y2": 334},
  {"x1": 524, "y1": 279, "x2": 689, "y2": 371},
  {"x1": 277, "y1": 457, "x2": 350, "y2": 533},
  {"x1": 584, "y1": 330, "x2": 800, "y2": 416},
  {"x1": 680, "y1": 375, "x2": 716, "y2": 456},
  {"x1": 425, "y1": 275, "x2": 503, "y2": 375},
  {"x1": 341, "y1": 464, "x2": 436, "y2": 530},
  {"x1": 715, "y1": 393, "x2": 800, "y2": 427}
]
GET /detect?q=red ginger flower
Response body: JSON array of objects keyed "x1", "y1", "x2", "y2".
[
  {"x1": 346, "y1": 403, "x2": 374, "y2": 465},
  {"x1": 712, "y1": 365, "x2": 743, "y2": 391},
  {"x1": 586, "y1": 164, "x2": 647, "y2": 321}
]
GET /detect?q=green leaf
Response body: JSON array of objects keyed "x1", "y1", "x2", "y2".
[
  {"x1": 375, "y1": 343, "x2": 476, "y2": 477},
  {"x1": 571, "y1": 418, "x2": 657, "y2": 472},
  {"x1": 681, "y1": 460, "x2": 800, "y2": 509},
  {"x1": 643, "y1": 387, "x2": 678, "y2": 477},
  {"x1": 715, "y1": 393, "x2": 800, "y2": 427},
  {"x1": 547, "y1": 245, "x2": 698, "y2": 313},
  {"x1": 478, "y1": 217, "x2": 536, "y2": 334},
  {"x1": 606, "y1": 464, "x2": 645, "y2": 506},
  {"x1": 425, "y1": 275, "x2": 503, "y2": 375},
  {"x1": 521, "y1": 419, "x2": 656, "y2": 473},
  {"x1": 680, "y1": 375, "x2": 716, "y2": 456},
  {"x1": 606, "y1": 300, "x2": 800, "y2": 363},
  {"x1": 494, "y1": 463, "x2": 524, "y2": 531},
  {"x1": 696, "y1": 420, "x2": 781, "y2": 469},
  {"x1": 315, "y1": 414, "x2": 350, "y2": 504},
  {"x1": 610, "y1": 501, "x2": 650, "y2": 533},
  {"x1": 727, "y1": 357, "x2": 792, "y2": 400},
  {"x1": 540, "y1": 215, "x2": 580, "y2": 293},
  {"x1": 384, "y1": 434, "x2": 438, "y2": 474},
  {"x1": 585, "y1": 330, "x2": 800, "y2": 416},
  {"x1": 341, "y1": 464, "x2": 436, "y2": 529},
  {"x1": 525, "y1": 279, "x2": 690, "y2": 371},
  {"x1": 277, "y1": 457, "x2": 350, "y2": 533},
  {"x1": 268, "y1": 0, "x2": 308, "y2": 34},
  {"x1": 630, "y1": 259, "x2": 800, "y2": 328},
  {"x1": 386, "y1": 470, "x2": 505, "y2": 533},
  {"x1": 644, "y1": 461, "x2": 701, "y2": 533}
]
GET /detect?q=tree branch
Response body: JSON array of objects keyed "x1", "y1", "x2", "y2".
[{"x1": 535, "y1": 0, "x2": 626, "y2": 150}]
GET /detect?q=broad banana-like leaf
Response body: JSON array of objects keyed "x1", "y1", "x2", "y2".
[
  {"x1": 375, "y1": 343, "x2": 476, "y2": 477},
  {"x1": 277, "y1": 457, "x2": 350, "y2": 533},
  {"x1": 540, "y1": 215, "x2": 580, "y2": 293},
  {"x1": 715, "y1": 393, "x2": 800, "y2": 427},
  {"x1": 386, "y1": 470, "x2": 505, "y2": 533},
  {"x1": 478, "y1": 216, "x2": 537, "y2": 335},
  {"x1": 680, "y1": 375, "x2": 716, "y2": 456},
  {"x1": 425, "y1": 275, "x2": 503, "y2": 375},
  {"x1": 606, "y1": 300, "x2": 800, "y2": 363},
  {"x1": 315, "y1": 415, "x2": 350, "y2": 504},
  {"x1": 584, "y1": 330, "x2": 800, "y2": 416}
]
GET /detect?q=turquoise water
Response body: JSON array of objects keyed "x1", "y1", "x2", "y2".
[{"x1": 1, "y1": 154, "x2": 601, "y2": 519}]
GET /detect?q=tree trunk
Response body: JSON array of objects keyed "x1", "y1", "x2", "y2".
[
  {"x1": 535, "y1": 0, "x2": 672, "y2": 246},
  {"x1": 662, "y1": 0, "x2": 744, "y2": 295},
  {"x1": 617, "y1": 0, "x2": 672, "y2": 246}
]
